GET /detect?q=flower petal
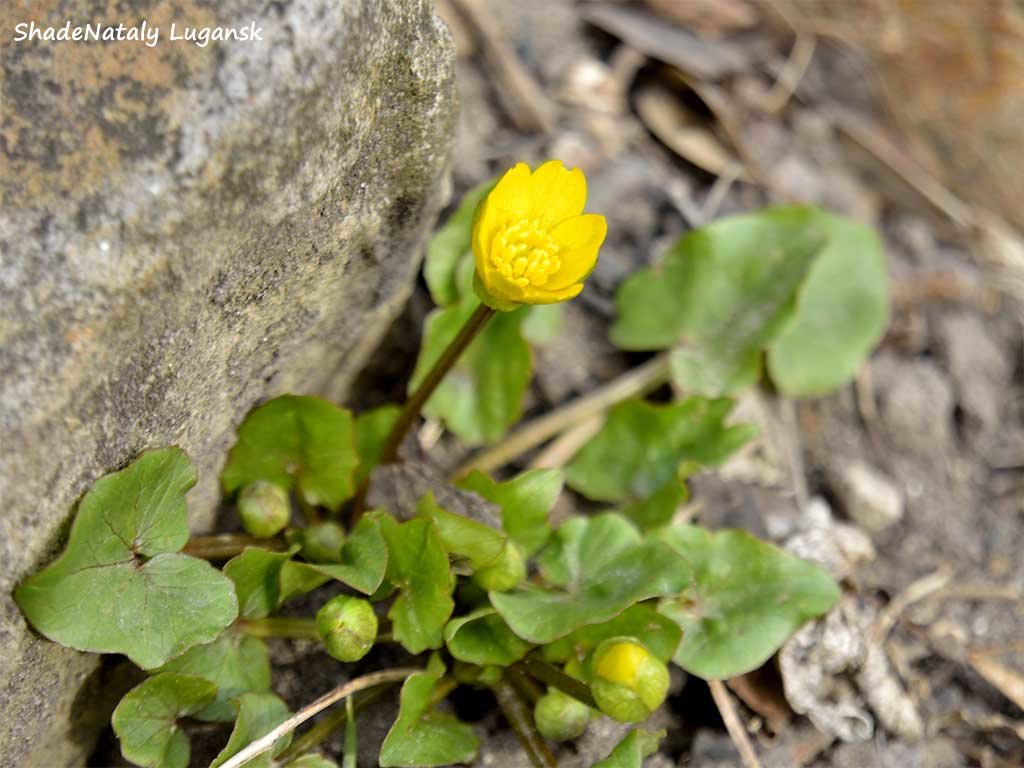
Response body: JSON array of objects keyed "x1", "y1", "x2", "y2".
[
  {"x1": 546, "y1": 214, "x2": 607, "y2": 290},
  {"x1": 527, "y1": 161, "x2": 587, "y2": 228},
  {"x1": 486, "y1": 162, "x2": 533, "y2": 221},
  {"x1": 531, "y1": 282, "x2": 584, "y2": 304}
]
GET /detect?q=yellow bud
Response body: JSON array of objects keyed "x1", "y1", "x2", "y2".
[
  {"x1": 591, "y1": 637, "x2": 668, "y2": 723},
  {"x1": 472, "y1": 161, "x2": 606, "y2": 310}
]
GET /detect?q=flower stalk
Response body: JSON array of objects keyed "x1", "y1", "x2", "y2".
[{"x1": 378, "y1": 302, "x2": 496, "y2": 464}]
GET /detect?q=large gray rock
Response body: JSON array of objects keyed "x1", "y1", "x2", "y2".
[{"x1": 0, "y1": 0, "x2": 455, "y2": 764}]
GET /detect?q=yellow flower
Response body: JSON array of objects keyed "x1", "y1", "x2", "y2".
[{"x1": 472, "y1": 160, "x2": 607, "y2": 310}]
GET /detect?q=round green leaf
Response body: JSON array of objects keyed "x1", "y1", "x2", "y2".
[
  {"x1": 657, "y1": 525, "x2": 840, "y2": 679},
  {"x1": 15, "y1": 448, "x2": 238, "y2": 669},
  {"x1": 457, "y1": 468, "x2": 561, "y2": 556},
  {"x1": 221, "y1": 395, "x2": 358, "y2": 511},
  {"x1": 112, "y1": 672, "x2": 217, "y2": 768},
  {"x1": 443, "y1": 608, "x2": 532, "y2": 666},
  {"x1": 767, "y1": 212, "x2": 889, "y2": 396}
]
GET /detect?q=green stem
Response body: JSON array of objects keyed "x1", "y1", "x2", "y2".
[
  {"x1": 236, "y1": 617, "x2": 320, "y2": 640},
  {"x1": 182, "y1": 533, "x2": 287, "y2": 560},
  {"x1": 493, "y1": 675, "x2": 558, "y2": 768},
  {"x1": 379, "y1": 302, "x2": 496, "y2": 465},
  {"x1": 515, "y1": 657, "x2": 598, "y2": 710}
]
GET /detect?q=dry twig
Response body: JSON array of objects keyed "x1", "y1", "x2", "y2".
[{"x1": 709, "y1": 678, "x2": 763, "y2": 768}]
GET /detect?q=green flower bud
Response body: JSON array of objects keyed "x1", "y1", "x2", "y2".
[
  {"x1": 316, "y1": 595, "x2": 377, "y2": 662},
  {"x1": 473, "y1": 542, "x2": 526, "y2": 592},
  {"x1": 297, "y1": 521, "x2": 346, "y2": 563},
  {"x1": 534, "y1": 689, "x2": 591, "y2": 741},
  {"x1": 590, "y1": 637, "x2": 668, "y2": 723},
  {"x1": 238, "y1": 480, "x2": 290, "y2": 538}
]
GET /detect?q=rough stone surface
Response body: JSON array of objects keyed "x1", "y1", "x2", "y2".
[
  {"x1": 0, "y1": 1, "x2": 456, "y2": 764},
  {"x1": 832, "y1": 460, "x2": 904, "y2": 533}
]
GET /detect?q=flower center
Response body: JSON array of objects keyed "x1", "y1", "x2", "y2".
[{"x1": 490, "y1": 218, "x2": 562, "y2": 288}]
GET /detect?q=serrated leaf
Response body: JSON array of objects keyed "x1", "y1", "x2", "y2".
[
  {"x1": 354, "y1": 405, "x2": 400, "y2": 487},
  {"x1": 491, "y1": 515, "x2": 691, "y2": 644},
  {"x1": 157, "y1": 632, "x2": 271, "y2": 722},
  {"x1": 593, "y1": 728, "x2": 666, "y2": 768},
  {"x1": 210, "y1": 692, "x2": 291, "y2": 768},
  {"x1": 457, "y1": 469, "x2": 560, "y2": 556},
  {"x1": 611, "y1": 207, "x2": 827, "y2": 396},
  {"x1": 565, "y1": 398, "x2": 755, "y2": 504},
  {"x1": 221, "y1": 395, "x2": 358, "y2": 511},
  {"x1": 412, "y1": 298, "x2": 532, "y2": 446},
  {"x1": 425, "y1": 180, "x2": 495, "y2": 306},
  {"x1": 379, "y1": 655, "x2": 479, "y2": 767},
  {"x1": 278, "y1": 515, "x2": 389, "y2": 601},
  {"x1": 225, "y1": 546, "x2": 299, "y2": 619},
  {"x1": 542, "y1": 604, "x2": 681, "y2": 665},
  {"x1": 378, "y1": 515, "x2": 454, "y2": 654},
  {"x1": 15, "y1": 448, "x2": 237, "y2": 669},
  {"x1": 657, "y1": 525, "x2": 840, "y2": 679},
  {"x1": 417, "y1": 492, "x2": 506, "y2": 570},
  {"x1": 112, "y1": 673, "x2": 217, "y2": 768},
  {"x1": 443, "y1": 607, "x2": 532, "y2": 666},
  {"x1": 767, "y1": 213, "x2": 889, "y2": 396}
]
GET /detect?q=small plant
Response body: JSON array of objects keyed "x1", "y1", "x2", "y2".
[{"x1": 16, "y1": 160, "x2": 888, "y2": 767}]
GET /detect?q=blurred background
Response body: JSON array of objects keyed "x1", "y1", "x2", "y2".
[{"x1": 365, "y1": 0, "x2": 1024, "y2": 765}]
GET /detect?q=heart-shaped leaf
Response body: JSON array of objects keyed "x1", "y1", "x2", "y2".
[
  {"x1": 657, "y1": 525, "x2": 840, "y2": 679},
  {"x1": 379, "y1": 655, "x2": 479, "y2": 767},
  {"x1": 378, "y1": 515, "x2": 454, "y2": 654},
  {"x1": 156, "y1": 631, "x2": 271, "y2": 722},
  {"x1": 354, "y1": 405, "x2": 400, "y2": 487},
  {"x1": 491, "y1": 515, "x2": 691, "y2": 644},
  {"x1": 112, "y1": 673, "x2": 217, "y2": 768},
  {"x1": 15, "y1": 448, "x2": 238, "y2": 669},
  {"x1": 565, "y1": 398, "x2": 754, "y2": 504},
  {"x1": 457, "y1": 469, "x2": 561, "y2": 556},
  {"x1": 444, "y1": 608, "x2": 532, "y2": 666},
  {"x1": 278, "y1": 515, "x2": 389, "y2": 602},
  {"x1": 221, "y1": 395, "x2": 358, "y2": 511},
  {"x1": 766, "y1": 212, "x2": 889, "y2": 396},
  {"x1": 210, "y1": 692, "x2": 291, "y2": 768}
]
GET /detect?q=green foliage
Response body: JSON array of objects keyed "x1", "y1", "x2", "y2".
[
  {"x1": 541, "y1": 604, "x2": 681, "y2": 665},
  {"x1": 612, "y1": 205, "x2": 887, "y2": 397},
  {"x1": 279, "y1": 515, "x2": 389, "y2": 599},
  {"x1": 657, "y1": 525, "x2": 840, "y2": 679},
  {"x1": 425, "y1": 179, "x2": 495, "y2": 307},
  {"x1": 222, "y1": 395, "x2": 358, "y2": 511},
  {"x1": 291, "y1": 756, "x2": 338, "y2": 768},
  {"x1": 209, "y1": 692, "x2": 291, "y2": 768},
  {"x1": 111, "y1": 673, "x2": 216, "y2": 768},
  {"x1": 156, "y1": 632, "x2": 271, "y2": 722},
  {"x1": 378, "y1": 515, "x2": 454, "y2": 654},
  {"x1": 766, "y1": 213, "x2": 889, "y2": 395},
  {"x1": 354, "y1": 405, "x2": 400, "y2": 487},
  {"x1": 417, "y1": 492, "x2": 506, "y2": 570},
  {"x1": 225, "y1": 546, "x2": 299, "y2": 619},
  {"x1": 457, "y1": 469, "x2": 560, "y2": 556},
  {"x1": 593, "y1": 729, "x2": 666, "y2": 768},
  {"x1": 443, "y1": 607, "x2": 532, "y2": 666},
  {"x1": 379, "y1": 655, "x2": 479, "y2": 767},
  {"x1": 566, "y1": 398, "x2": 755, "y2": 504},
  {"x1": 490, "y1": 514, "x2": 691, "y2": 644},
  {"x1": 14, "y1": 448, "x2": 237, "y2": 669}
]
